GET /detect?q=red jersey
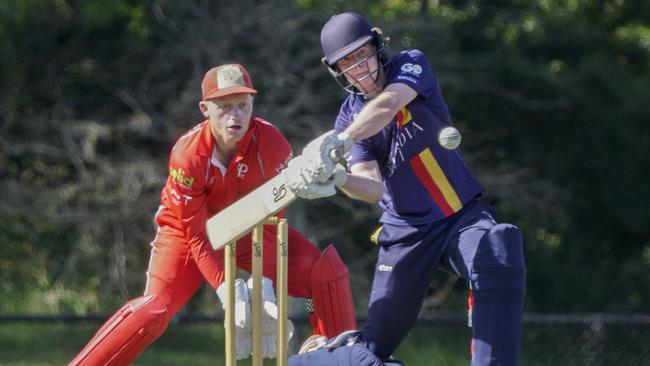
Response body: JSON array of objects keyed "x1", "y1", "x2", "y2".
[{"x1": 156, "y1": 117, "x2": 292, "y2": 251}]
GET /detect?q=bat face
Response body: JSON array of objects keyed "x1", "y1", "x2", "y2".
[
  {"x1": 206, "y1": 172, "x2": 296, "y2": 250},
  {"x1": 206, "y1": 141, "x2": 349, "y2": 251}
]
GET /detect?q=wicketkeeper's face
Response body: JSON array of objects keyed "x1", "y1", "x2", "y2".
[{"x1": 202, "y1": 93, "x2": 254, "y2": 146}]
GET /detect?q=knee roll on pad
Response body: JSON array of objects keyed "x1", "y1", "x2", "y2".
[
  {"x1": 473, "y1": 223, "x2": 526, "y2": 297},
  {"x1": 68, "y1": 295, "x2": 170, "y2": 366},
  {"x1": 481, "y1": 223, "x2": 525, "y2": 269},
  {"x1": 309, "y1": 245, "x2": 357, "y2": 337}
]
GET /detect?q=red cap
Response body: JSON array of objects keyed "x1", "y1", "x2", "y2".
[{"x1": 201, "y1": 64, "x2": 257, "y2": 100}]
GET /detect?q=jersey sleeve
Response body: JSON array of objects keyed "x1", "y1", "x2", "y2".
[
  {"x1": 334, "y1": 98, "x2": 378, "y2": 166},
  {"x1": 253, "y1": 119, "x2": 293, "y2": 219},
  {"x1": 386, "y1": 49, "x2": 437, "y2": 99},
  {"x1": 334, "y1": 100, "x2": 352, "y2": 135},
  {"x1": 268, "y1": 128, "x2": 293, "y2": 177},
  {"x1": 348, "y1": 139, "x2": 378, "y2": 166},
  {"x1": 162, "y1": 146, "x2": 210, "y2": 248},
  {"x1": 257, "y1": 119, "x2": 293, "y2": 178}
]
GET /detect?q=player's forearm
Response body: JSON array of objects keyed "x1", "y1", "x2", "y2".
[
  {"x1": 188, "y1": 230, "x2": 224, "y2": 289},
  {"x1": 338, "y1": 173, "x2": 383, "y2": 204},
  {"x1": 344, "y1": 91, "x2": 401, "y2": 142}
]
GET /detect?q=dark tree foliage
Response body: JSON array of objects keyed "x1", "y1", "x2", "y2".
[{"x1": 0, "y1": 0, "x2": 648, "y2": 315}]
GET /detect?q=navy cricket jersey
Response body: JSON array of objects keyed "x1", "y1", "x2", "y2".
[{"x1": 334, "y1": 49, "x2": 484, "y2": 226}]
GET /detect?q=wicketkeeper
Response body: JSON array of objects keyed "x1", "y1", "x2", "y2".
[
  {"x1": 69, "y1": 64, "x2": 356, "y2": 365},
  {"x1": 287, "y1": 12, "x2": 526, "y2": 366}
]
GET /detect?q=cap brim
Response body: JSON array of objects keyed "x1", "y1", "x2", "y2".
[
  {"x1": 326, "y1": 35, "x2": 374, "y2": 65},
  {"x1": 204, "y1": 86, "x2": 257, "y2": 100}
]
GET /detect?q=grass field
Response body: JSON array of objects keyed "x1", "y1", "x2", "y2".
[{"x1": 1, "y1": 321, "x2": 648, "y2": 365}]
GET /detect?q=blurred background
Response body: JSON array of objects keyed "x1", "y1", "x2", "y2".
[{"x1": 1, "y1": 0, "x2": 649, "y2": 364}]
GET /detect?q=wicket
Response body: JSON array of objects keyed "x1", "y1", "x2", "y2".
[{"x1": 224, "y1": 216, "x2": 289, "y2": 366}]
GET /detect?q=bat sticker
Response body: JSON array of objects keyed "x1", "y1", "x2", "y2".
[{"x1": 273, "y1": 184, "x2": 288, "y2": 203}]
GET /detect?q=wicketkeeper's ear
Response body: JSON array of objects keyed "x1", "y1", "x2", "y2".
[{"x1": 198, "y1": 101, "x2": 209, "y2": 117}]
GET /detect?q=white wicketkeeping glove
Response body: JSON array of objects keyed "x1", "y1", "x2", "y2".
[
  {"x1": 301, "y1": 130, "x2": 353, "y2": 183},
  {"x1": 284, "y1": 155, "x2": 337, "y2": 200},
  {"x1": 216, "y1": 279, "x2": 252, "y2": 360},
  {"x1": 247, "y1": 277, "x2": 295, "y2": 359}
]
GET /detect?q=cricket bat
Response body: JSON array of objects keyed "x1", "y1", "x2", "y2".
[
  {"x1": 206, "y1": 149, "x2": 344, "y2": 250},
  {"x1": 206, "y1": 171, "x2": 295, "y2": 250}
]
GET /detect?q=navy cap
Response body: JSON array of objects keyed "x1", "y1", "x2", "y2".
[{"x1": 320, "y1": 12, "x2": 374, "y2": 66}]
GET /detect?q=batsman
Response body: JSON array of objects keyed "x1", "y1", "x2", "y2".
[
  {"x1": 68, "y1": 64, "x2": 356, "y2": 365},
  {"x1": 288, "y1": 12, "x2": 526, "y2": 366}
]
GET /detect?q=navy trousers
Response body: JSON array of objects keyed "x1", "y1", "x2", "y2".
[{"x1": 289, "y1": 200, "x2": 525, "y2": 365}]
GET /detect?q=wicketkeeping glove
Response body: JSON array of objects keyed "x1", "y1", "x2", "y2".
[
  {"x1": 216, "y1": 279, "x2": 252, "y2": 360},
  {"x1": 247, "y1": 277, "x2": 295, "y2": 359}
]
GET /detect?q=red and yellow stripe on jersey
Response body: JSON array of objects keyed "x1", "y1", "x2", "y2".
[
  {"x1": 410, "y1": 148, "x2": 463, "y2": 217},
  {"x1": 396, "y1": 107, "x2": 463, "y2": 217},
  {"x1": 395, "y1": 107, "x2": 412, "y2": 128}
]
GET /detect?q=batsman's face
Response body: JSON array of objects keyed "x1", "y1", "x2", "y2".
[
  {"x1": 201, "y1": 93, "x2": 253, "y2": 146},
  {"x1": 336, "y1": 43, "x2": 383, "y2": 98}
]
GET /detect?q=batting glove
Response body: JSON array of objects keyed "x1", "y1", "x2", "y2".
[
  {"x1": 284, "y1": 156, "x2": 337, "y2": 200},
  {"x1": 216, "y1": 278, "x2": 252, "y2": 360},
  {"x1": 332, "y1": 164, "x2": 348, "y2": 187},
  {"x1": 247, "y1": 277, "x2": 294, "y2": 359},
  {"x1": 301, "y1": 130, "x2": 353, "y2": 183}
]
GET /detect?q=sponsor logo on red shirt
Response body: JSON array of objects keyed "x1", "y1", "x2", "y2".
[{"x1": 170, "y1": 167, "x2": 194, "y2": 189}]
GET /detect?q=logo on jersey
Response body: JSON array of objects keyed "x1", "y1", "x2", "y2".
[
  {"x1": 378, "y1": 264, "x2": 393, "y2": 272},
  {"x1": 237, "y1": 162, "x2": 248, "y2": 178},
  {"x1": 275, "y1": 153, "x2": 292, "y2": 174},
  {"x1": 400, "y1": 63, "x2": 422, "y2": 76},
  {"x1": 170, "y1": 166, "x2": 194, "y2": 189},
  {"x1": 390, "y1": 120, "x2": 425, "y2": 169},
  {"x1": 167, "y1": 187, "x2": 193, "y2": 206}
]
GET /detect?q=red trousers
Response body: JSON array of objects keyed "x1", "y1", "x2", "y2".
[
  {"x1": 69, "y1": 214, "x2": 356, "y2": 365},
  {"x1": 144, "y1": 222, "x2": 320, "y2": 317}
]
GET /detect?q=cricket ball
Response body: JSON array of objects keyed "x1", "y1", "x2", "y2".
[{"x1": 438, "y1": 126, "x2": 462, "y2": 150}]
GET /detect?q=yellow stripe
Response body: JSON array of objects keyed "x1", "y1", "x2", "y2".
[
  {"x1": 418, "y1": 148, "x2": 463, "y2": 212},
  {"x1": 400, "y1": 107, "x2": 412, "y2": 126},
  {"x1": 369, "y1": 226, "x2": 383, "y2": 245}
]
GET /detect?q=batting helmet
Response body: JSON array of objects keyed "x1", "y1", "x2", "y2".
[{"x1": 320, "y1": 12, "x2": 391, "y2": 95}]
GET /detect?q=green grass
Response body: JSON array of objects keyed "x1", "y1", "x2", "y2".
[{"x1": 0, "y1": 321, "x2": 648, "y2": 365}]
